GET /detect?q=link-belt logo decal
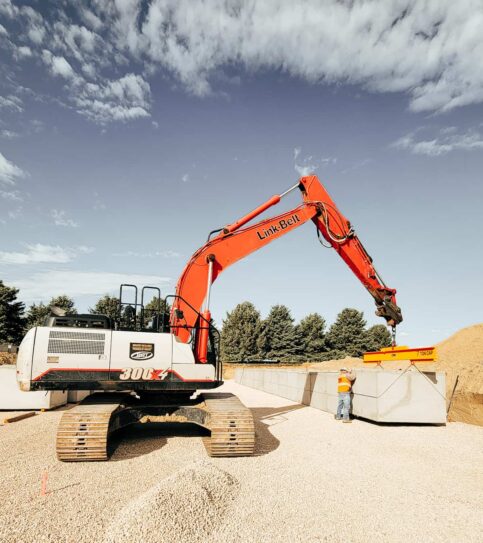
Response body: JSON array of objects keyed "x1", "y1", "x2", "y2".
[
  {"x1": 256, "y1": 214, "x2": 301, "y2": 240},
  {"x1": 119, "y1": 367, "x2": 169, "y2": 381},
  {"x1": 129, "y1": 342, "x2": 154, "y2": 360}
]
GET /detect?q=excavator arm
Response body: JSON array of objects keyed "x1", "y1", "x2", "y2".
[
  {"x1": 299, "y1": 176, "x2": 402, "y2": 327},
  {"x1": 171, "y1": 175, "x2": 402, "y2": 360}
]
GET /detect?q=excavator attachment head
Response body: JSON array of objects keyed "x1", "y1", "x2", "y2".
[{"x1": 375, "y1": 296, "x2": 403, "y2": 327}]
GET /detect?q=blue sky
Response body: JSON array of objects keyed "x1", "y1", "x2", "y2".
[{"x1": 1, "y1": 0, "x2": 482, "y2": 345}]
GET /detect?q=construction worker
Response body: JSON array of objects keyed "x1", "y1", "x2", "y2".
[{"x1": 335, "y1": 368, "x2": 356, "y2": 423}]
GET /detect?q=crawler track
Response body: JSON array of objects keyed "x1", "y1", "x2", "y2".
[
  {"x1": 202, "y1": 393, "x2": 255, "y2": 457},
  {"x1": 56, "y1": 393, "x2": 128, "y2": 461},
  {"x1": 56, "y1": 392, "x2": 255, "y2": 461}
]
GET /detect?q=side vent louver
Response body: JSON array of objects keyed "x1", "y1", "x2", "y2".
[{"x1": 48, "y1": 331, "x2": 106, "y2": 355}]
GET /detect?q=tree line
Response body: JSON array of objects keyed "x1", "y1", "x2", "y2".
[
  {"x1": 0, "y1": 280, "x2": 122, "y2": 343},
  {"x1": 0, "y1": 280, "x2": 170, "y2": 344},
  {"x1": 220, "y1": 301, "x2": 392, "y2": 362},
  {"x1": 0, "y1": 280, "x2": 391, "y2": 362}
]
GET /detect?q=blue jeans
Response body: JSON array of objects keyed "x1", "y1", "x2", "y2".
[{"x1": 336, "y1": 392, "x2": 351, "y2": 420}]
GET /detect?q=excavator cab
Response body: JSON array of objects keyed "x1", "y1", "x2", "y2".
[
  {"x1": 118, "y1": 284, "x2": 169, "y2": 332},
  {"x1": 118, "y1": 284, "x2": 220, "y2": 366}
]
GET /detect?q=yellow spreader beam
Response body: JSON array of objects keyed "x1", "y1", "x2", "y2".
[{"x1": 363, "y1": 345, "x2": 437, "y2": 364}]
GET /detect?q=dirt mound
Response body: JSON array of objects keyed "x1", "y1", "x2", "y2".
[
  {"x1": 0, "y1": 354, "x2": 15, "y2": 365},
  {"x1": 103, "y1": 460, "x2": 239, "y2": 543},
  {"x1": 305, "y1": 356, "x2": 365, "y2": 371},
  {"x1": 435, "y1": 324, "x2": 483, "y2": 425}
]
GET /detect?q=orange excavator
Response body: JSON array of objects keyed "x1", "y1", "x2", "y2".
[{"x1": 16, "y1": 175, "x2": 402, "y2": 461}]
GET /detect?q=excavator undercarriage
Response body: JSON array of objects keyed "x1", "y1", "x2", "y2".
[{"x1": 56, "y1": 392, "x2": 255, "y2": 461}]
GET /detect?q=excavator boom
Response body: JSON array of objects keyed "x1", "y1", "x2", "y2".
[{"x1": 172, "y1": 175, "x2": 402, "y2": 350}]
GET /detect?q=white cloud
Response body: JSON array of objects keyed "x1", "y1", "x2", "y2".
[
  {"x1": 181, "y1": 173, "x2": 189, "y2": 183},
  {"x1": 7, "y1": 206, "x2": 22, "y2": 219},
  {"x1": 39, "y1": 43, "x2": 151, "y2": 123},
  {"x1": 0, "y1": 129, "x2": 19, "y2": 139},
  {"x1": 79, "y1": 8, "x2": 103, "y2": 32},
  {"x1": 14, "y1": 45, "x2": 32, "y2": 59},
  {"x1": 3, "y1": 0, "x2": 483, "y2": 125},
  {"x1": 93, "y1": 194, "x2": 106, "y2": 211},
  {"x1": 0, "y1": 152, "x2": 27, "y2": 185},
  {"x1": 50, "y1": 209, "x2": 79, "y2": 227},
  {"x1": 0, "y1": 1, "x2": 17, "y2": 19},
  {"x1": 112, "y1": 250, "x2": 180, "y2": 258},
  {"x1": 294, "y1": 147, "x2": 336, "y2": 176},
  {"x1": 52, "y1": 55, "x2": 76, "y2": 79},
  {"x1": 27, "y1": 25, "x2": 44, "y2": 45},
  {"x1": 0, "y1": 189, "x2": 22, "y2": 201},
  {"x1": 392, "y1": 127, "x2": 483, "y2": 156},
  {"x1": 0, "y1": 244, "x2": 93, "y2": 265},
  {"x1": 0, "y1": 95, "x2": 23, "y2": 112},
  {"x1": 12, "y1": 270, "x2": 170, "y2": 303},
  {"x1": 130, "y1": 0, "x2": 483, "y2": 112},
  {"x1": 73, "y1": 73, "x2": 151, "y2": 123}
]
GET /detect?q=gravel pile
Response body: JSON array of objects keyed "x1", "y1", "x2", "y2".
[
  {"x1": 103, "y1": 461, "x2": 238, "y2": 543},
  {"x1": 1, "y1": 381, "x2": 482, "y2": 543}
]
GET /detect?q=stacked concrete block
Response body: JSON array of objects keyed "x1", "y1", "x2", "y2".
[
  {"x1": 237, "y1": 368, "x2": 312, "y2": 404},
  {"x1": 0, "y1": 365, "x2": 67, "y2": 410},
  {"x1": 235, "y1": 367, "x2": 446, "y2": 424}
]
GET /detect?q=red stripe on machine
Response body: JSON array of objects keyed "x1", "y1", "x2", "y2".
[{"x1": 32, "y1": 368, "x2": 214, "y2": 382}]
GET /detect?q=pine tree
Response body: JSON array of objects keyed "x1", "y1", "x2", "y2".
[
  {"x1": 26, "y1": 295, "x2": 77, "y2": 328},
  {"x1": 326, "y1": 308, "x2": 368, "y2": 357},
  {"x1": 50, "y1": 295, "x2": 77, "y2": 315},
  {"x1": 90, "y1": 295, "x2": 120, "y2": 320},
  {"x1": 256, "y1": 304, "x2": 301, "y2": 362},
  {"x1": 143, "y1": 297, "x2": 171, "y2": 318},
  {"x1": 143, "y1": 297, "x2": 171, "y2": 330},
  {"x1": 221, "y1": 302, "x2": 261, "y2": 362},
  {"x1": 296, "y1": 313, "x2": 327, "y2": 361},
  {"x1": 0, "y1": 280, "x2": 26, "y2": 344},
  {"x1": 366, "y1": 324, "x2": 392, "y2": 351}
]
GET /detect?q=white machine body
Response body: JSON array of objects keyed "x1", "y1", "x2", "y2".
[{"x1": 17, "y1": 326, "x2": 217, "y2": 392}]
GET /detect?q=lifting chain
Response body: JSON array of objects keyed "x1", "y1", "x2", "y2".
[{"x1": 391, "y1": 326, "x2": 397, "y2": 348}]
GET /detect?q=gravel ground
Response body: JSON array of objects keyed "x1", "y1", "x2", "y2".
[{"x1": 1, "y1": 381, "x2": 482, "y2": 543}]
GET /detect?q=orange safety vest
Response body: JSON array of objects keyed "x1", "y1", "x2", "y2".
[{"x1": 338, "y1": 375, "x2": 352, "y2": 393}]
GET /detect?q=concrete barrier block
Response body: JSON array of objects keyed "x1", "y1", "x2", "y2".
[
  {"x1": 67, "y1": 390, "x2": 92, "y2": 403},
  {"x1": 376, "y1": 370, "x2": 446, "y2": 423},
  {"x1": 235, "y1": 367, "x2": 446, "y2": 424},
  {"x1": 311, "y1": 372, "x2": 326, "y2": 394},
  {"x1": 0, "y1": 366, "x2": 67, "y2": 410},
  {"x1": 352, "y1": 370, "x2": 379, "y2": 397},
  {"x1": 310, "y1": 391, "x2": 328, "y2": 412}
]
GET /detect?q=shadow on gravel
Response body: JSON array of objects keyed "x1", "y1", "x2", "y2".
[
  {"x1": 354, "y1": 417, "x2": 445, "y2": 427},
  {"x1": 108, "y1": 406, "x2": 305, "y2": 460},
  {"x1": 250, "y1": 404, "x2": 306, "y2": 455},
  {"x1": 109, "y1": 422, "x2": 208, "y2": 461}
]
